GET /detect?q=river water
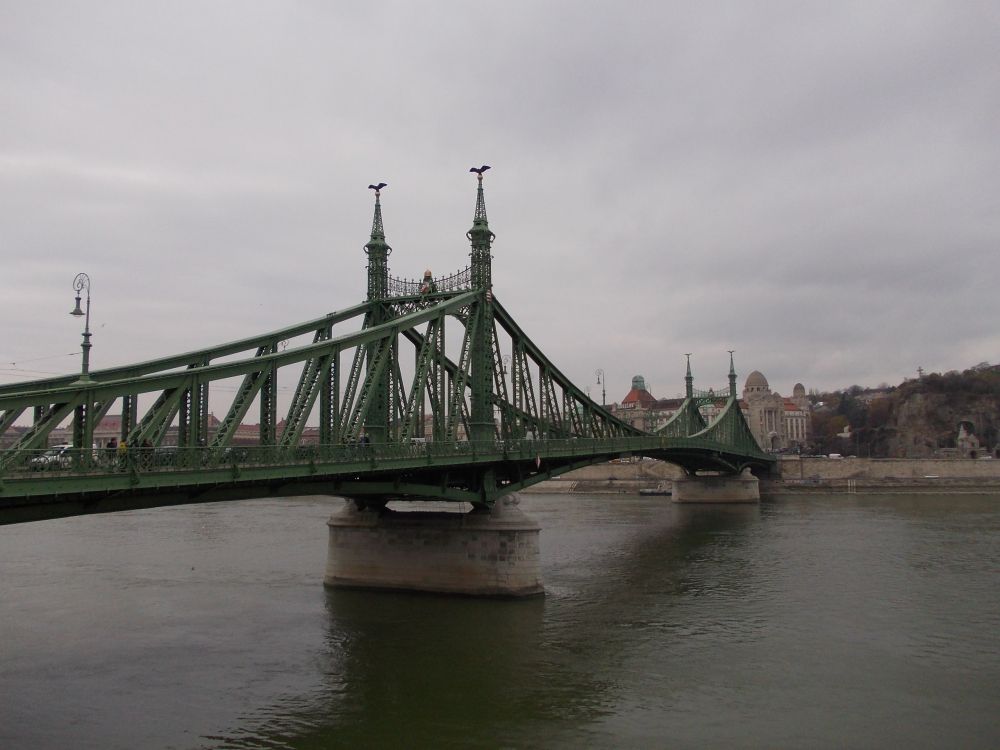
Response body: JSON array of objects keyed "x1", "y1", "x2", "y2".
[{"x1": 2, "y1": 493, "x2": 999, "y2": 749}]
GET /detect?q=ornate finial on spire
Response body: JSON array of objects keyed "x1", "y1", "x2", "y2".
[
  {"x1": 467, "y1": 165, "x2": 495, "y2": 290},
  {"x1": 365, "y1": 182, "x2": 390, "y2": 301},
  {"x1": 366, "y1": 182, "x2": 388, "y2": 246},
  {"x1": 685, "y1": 353, "x2": 693, "y2": 398},
  {"x1": 469, "y1": 165, "x2": 491, "y2": 223}
]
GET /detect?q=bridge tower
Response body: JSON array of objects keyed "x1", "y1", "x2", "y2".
[
  {"x1": 685, "y1": 353, "x2": 694, "y2": 399},
  {"x1": 467, "y1": 168, "x2": 496, "y2": 443},
  {"x1": 362, "y1": 184, "x2": 391, "y2": 443},
  {"x1": 325, "y1": 169, "x2": 543, "y2": 596},
  {"x1": 728, "y1": 350, "x2": 738, "y2": 398},
  {"x1": 671, "y1": 350, "x2": 761, "y2": 504}
]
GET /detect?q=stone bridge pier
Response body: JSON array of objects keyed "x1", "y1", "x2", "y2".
[
  {"x1": 324, "y1": 494, "x2": 544, "y2": 596},
  {"x1": 671, "y1": 468, "x2": 760, "y2": 503}
]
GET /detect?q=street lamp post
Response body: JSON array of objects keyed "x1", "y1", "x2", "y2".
[
  {"x1": 70, "y1": 272, "x2": 92, "y2": 381},
  {"x1": 595, "y1": 368, "x2": 606, "y2": 407}
]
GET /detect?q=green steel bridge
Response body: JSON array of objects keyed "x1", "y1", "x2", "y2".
[{"x1": 0, "y1": 172, "x2": 773, "y2": 525}]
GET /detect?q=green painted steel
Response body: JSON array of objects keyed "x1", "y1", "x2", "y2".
[{"x1": 0, "y1": 171, "x2": 774, "y2": 524}]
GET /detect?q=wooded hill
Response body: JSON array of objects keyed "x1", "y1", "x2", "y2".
[{"x1": 808, "y1": 363, "x2": 1000, "y2": 458}]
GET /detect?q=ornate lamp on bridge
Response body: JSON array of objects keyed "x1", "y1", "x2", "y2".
[
  {"x1": 69, "y1": 272, "x2": 92, "y2": 381},
  {"x1": 595, "y1": 368, "x2": 606, "y2": 406}
]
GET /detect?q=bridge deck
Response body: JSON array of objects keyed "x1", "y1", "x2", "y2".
[{"x1": 0, "y1": 437, "x2": 773, "y2": 524}]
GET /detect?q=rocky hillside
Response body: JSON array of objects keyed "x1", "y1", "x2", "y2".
[
  {"x1": 882, "y1": 390, "x2": 999, "y2": 458},
  {"x1": 812, "y1": 364, "x2": 1000, "y2": 458}
]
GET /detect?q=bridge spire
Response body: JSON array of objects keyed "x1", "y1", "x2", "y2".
[
  {"x1": 685, "y1": 354, "x2": 693, "y2": 398},
  {"x1": 728, "y1": 350, "x2": 737, "y2": 398},
  {"x1": 467, "y1": 165, "x2": 497, "y2": 448},
  {"x1": 364, "y1": 183, "x2": 391, "y2": 302},
  {"x1": 467, "y1": 165, "x2": 495, "y2": 291},
  {"x1": 362, "y1": 182, "x2": 392, "y2": 444}
]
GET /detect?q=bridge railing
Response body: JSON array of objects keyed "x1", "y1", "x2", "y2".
[
  {"x1": 387, "y1": 267, "x2": 472, "y2": 297},
  {"x1": 4, "y1": 437, "x2": 653, "y2": 478},
  {"x1": 3, "y1": 433, "x2": 774, "y2": 490}
]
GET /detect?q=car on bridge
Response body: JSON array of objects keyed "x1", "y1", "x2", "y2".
[{"x1": 28, "y1": 444, "x2": 74, "y2": 470}]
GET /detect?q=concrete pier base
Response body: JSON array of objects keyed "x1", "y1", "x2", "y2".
[
  {"x1": 324, "y1": 494, "x2": 543, "y2": 596},
  {"x1": 672, "y1": 469, "x2": 760, "y2": 503}
]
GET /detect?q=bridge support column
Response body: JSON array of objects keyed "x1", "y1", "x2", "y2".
[
  {"x1": 672, "y1": 468, "x2": 760, "y2": 503},
  {"x1": 324, "y1": 494, "x2": 543, "y2": 596}
]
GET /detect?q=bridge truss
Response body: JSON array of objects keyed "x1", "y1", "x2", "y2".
[{"x1": 0, "y1": 175, "x2": 773, "y2": 524}]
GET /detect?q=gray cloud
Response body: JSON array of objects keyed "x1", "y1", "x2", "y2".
[{"x1": 1, "y1": 1, "x2": 998, "y2": 402}]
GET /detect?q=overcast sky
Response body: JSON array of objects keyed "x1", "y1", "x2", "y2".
[{"x1": 2, "y1": 1, "x2": 998, "y2": 403}]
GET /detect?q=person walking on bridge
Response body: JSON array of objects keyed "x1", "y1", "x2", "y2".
[{"x1": 116, "y1": 439, "x2": 128, "y2": 471}]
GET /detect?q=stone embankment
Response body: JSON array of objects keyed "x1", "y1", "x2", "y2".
[
  {"x1": 526, "y1": 457, "x2": 1000, "y2": 495},
  {"x1": 524, "y1": 460, "x2": 683, "y2": 494},
  {"x1": 763, "y1": 456, "x2": 1000, "y2": 494}
]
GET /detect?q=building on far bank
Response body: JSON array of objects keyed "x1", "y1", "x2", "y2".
[
  {"x1": 937, "y1": 422, "x2": 988, "y2": 459},
  {"x1": 610, "y1": 371, "x2": 812, "y2": 452},
  {"x1": 617, "y1": 376, "x2": 660, "y2": 431},
  {"x1": 743, "y1": 372, "x2": 811, "y2": 451}
]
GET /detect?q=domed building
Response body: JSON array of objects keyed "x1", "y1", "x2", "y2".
[
  {"x1": 745, "y1": 370, "x2": 770, "y2": 395},
  {"x1": 620, "y1": 375, "x2": 657, "y2": 410},
  {"x1": 613, "y1": 375, "x2": 660, "y2": 430},
  {"x1": 608, "y1": 370, "x2": 813, "y2": 450},
  {"x1": 742, "y1": 372, "x2": 811, "y2": 451}
]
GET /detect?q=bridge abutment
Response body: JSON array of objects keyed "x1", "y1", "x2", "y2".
[
  {"x1": 324, "y1": 494, "x2": 543, "y2": 596},
  {"x1": 672, "y1": 469, "x2": 760, "y2": 503}
]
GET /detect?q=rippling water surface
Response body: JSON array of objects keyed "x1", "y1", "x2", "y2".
[{"x1": 2, "y1": 493, "x2": 999, "y2": 749}]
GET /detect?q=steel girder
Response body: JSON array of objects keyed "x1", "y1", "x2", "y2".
[
  {"x1": 1, "y1": 288, "x2": 774, "y2": 519},
  {"x1": 0, "y1": 170, "x2": 776, "y2": 522},
  {"x1": 0, "y1": 303, "x2": 372, "y2": 399},
  {"x1": 657, "y1": 398, "x2": 709, "y2": 438},
  {"x1": 0, "y1": 434, "x2": 773, "y2": 524},
  {"x1": 689, "y1": 397, "x2": 770, "y2": 464}
]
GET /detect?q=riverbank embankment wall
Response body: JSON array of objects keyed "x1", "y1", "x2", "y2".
[
  {"x1": 523, "y1": 460, "x2": 682, "y2": 494},
  {"x1": 774, "y1": 456, "x2": 1000, "y2": 480},
  {"x1": 764, "y1": 456, "x2": 1000, "y2": 494},
  {"x1": 525, "y1": 457, "x2": 1000, "y2": 494}
]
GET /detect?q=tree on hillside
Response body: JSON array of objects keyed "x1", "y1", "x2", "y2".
[{"x1": 803, "y1": 363, "x2": 1000, "y2": 457}]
